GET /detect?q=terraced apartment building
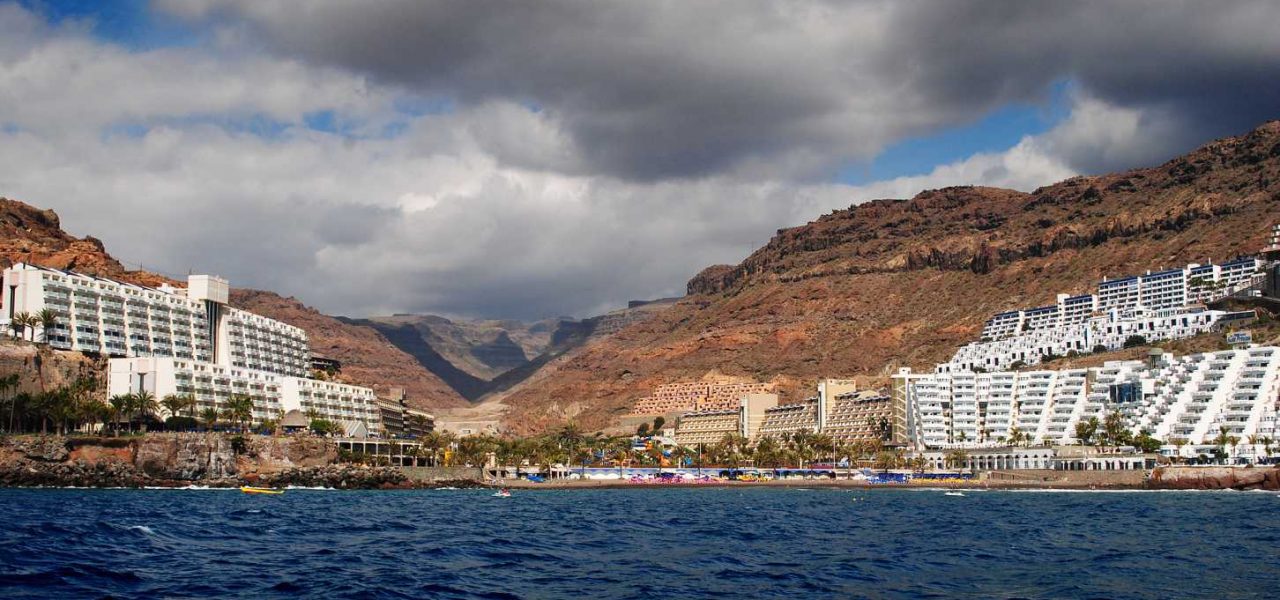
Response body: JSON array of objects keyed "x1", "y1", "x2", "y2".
[{"x1": 895, "y1": 347, "x2": 1280, "y2": 459}]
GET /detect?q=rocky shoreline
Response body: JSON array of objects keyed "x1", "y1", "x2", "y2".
[{"x1": 0, "y1": 434, "x2": 481, "y2": 490}]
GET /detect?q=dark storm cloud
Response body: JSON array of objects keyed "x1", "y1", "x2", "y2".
[
  {"x1": 881, "y1": 0, "x2": 1280, "y2": 172},
  {"x1": 165, "y1": 0, "x2": 1280, "y2": 180}
]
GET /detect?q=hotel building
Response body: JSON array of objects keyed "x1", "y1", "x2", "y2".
[
  {"x1": 673, "y1": 393, "x2": 778, "y2": 447},
  {"x1": 942, "y1": 307, "x2": 1255, "y2": 373},
  {"x1": 979, "y1": 257, "x2": 1264, "y2": 341},
  {"x1": 672, "y1": 379, "x2": 893, "y2": 446},
  {"x1": 895, "y1": 347, "x2": 1280, "y2": 457},
  {"x1": 4, "y1": 264, "x2": 381, "y2": 435}
]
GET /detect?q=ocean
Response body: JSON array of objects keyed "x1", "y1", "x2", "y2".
[{"x1": 0, "y1": 487, "x2": 1276, "y2": 598}]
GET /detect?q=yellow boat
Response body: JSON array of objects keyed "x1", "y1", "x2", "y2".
[{"x1": 240, "y1": 486, "x2": 284, "y2": 495}]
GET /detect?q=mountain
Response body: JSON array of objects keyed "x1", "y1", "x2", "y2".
[
  {"x1": 0, "y1": 198, "x2": 468, "y2": 411},
  {"x1": 351, "y1": 300, "x2": 679, "y2": 402},
  {"x1": 489, "y1": 120, "x2": 1280, "y2": 433}
]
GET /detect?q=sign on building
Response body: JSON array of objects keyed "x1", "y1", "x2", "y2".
[{"x1": 1226, "y1": 330, "x2": 1253, "y2": 347}]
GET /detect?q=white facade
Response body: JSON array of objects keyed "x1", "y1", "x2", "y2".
[
  {"x1": 2, "y1": 264, "x2": 307, "y2": 377},
  {"x1": 897, "y1": 347, "x2": 1280, "y2": 454},
  {"x1": 110, "y1": 357, "x2": 383, "y2": 435},
  {"x1": 6, "y1": 263, "x2": 382, "y2": 436},
  {"x1": 945, "y1": 307, "x2": 1252, "y2": 373},
  {"x1": 980, "y1": 258, "x2": 1264, "y2": 341}
]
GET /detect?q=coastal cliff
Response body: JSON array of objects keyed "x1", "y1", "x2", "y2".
[{"x1": 0, "y1": 434, "x2": 413, "y2": 489}]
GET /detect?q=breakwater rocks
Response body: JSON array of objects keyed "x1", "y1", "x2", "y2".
[
  {"x1": 0, "y1": 434, "x2": 460, "y2": 489},
  {"x1": 247, "y1": 465, "x2": 409, "y2": 489},
  {"x1": 1149, "y1": 466, "x2": 1280, "y2": 490}
]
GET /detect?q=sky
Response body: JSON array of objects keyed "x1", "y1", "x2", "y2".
[{"x1": 2, "y1": 1, "x2": 1279, "y2": 321}]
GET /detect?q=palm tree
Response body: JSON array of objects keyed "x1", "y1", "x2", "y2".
[
  {"x1": 35, "y1": 308, "x2": 58, "y2": 345},
  {"x1": 161, "y1": 394, "x2": 186, "y2": 422},
  {"x1": 7, "y1": 313, "x2": 24, "y2": 340},
  {"x1": 223, "y1": 394, "x2": 255, "y2": 432},
  {"x1": 108, "y1": 394, "x2": 130, "y2": 435},
  {"x1": 130, "y1": 390, "x2": 158, "y2": 433},
  {"x1": 200, "y1": 407, "x2": 219, "y2": 431},
  {"x1": 9, "y1": 311, "x2": 33, "y2": 341},
  {"x1": 718, "y1": 432, "x2": 749, "y2": 472}
]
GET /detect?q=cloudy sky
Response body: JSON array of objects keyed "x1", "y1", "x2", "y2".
[{"x1": 2, "y1": 1, "x2": 1279, "y2": 320}]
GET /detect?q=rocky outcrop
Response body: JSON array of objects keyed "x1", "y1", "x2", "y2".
[
  {"x1": 250, "y1": 465, "x2": 410, "y2": 489},
  {"x1": 0, "y1": 197, "x2": 173, "y2": 287},
  {"x1": 1149, "y1": 466, "x2": 1280, "y2": 490},
  {"x1": 0, "y1": 434, "x2": 452, "y2": 489}
]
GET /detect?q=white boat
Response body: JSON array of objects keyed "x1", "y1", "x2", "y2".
[
  {"x1": 944, "y1": 491, "x2": 965, "y2": 497},
  {"x1": 492, "y1": 490, "x2": 512, "y2": 498}
]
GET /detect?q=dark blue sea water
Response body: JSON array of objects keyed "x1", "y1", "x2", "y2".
[{"x1": 1, "y1": 488, "x2": 1277, "y2": 599}]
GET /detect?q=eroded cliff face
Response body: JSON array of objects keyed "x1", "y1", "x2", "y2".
[
  {"x1": 0, "y1": 434, "x2": 409, "y2": 488},
  {"x1": 494, "y1": 121, "x2": 1280, "y2": 432},
  {"x1": 0, "y1": 341, "x2": 102, "y2": 396}
]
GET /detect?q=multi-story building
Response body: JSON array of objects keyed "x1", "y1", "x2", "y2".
[
  {"x1": 673, "y1": 393, "x2": 777, "y2": 447},
  {"x1": 979, "y1": 258, "x2": 1264, "y2": 341},
  {"x1": 821, "y1": 391, "x2": 894, "y2": 443},
  {"x1": 896, "y1": 347, "x2": 1280, "y2": 457},
  {"x1": 375, "y1": 388, "x2": 435, "y2": 438},
  {"x1": 672, "y1": 380, "x2": 895, "y2": 447},
  {"x1": 943, "y1": 307, "x2": 1254, "y2": 373},
  {"x1": 758, "y1": 400, "x2": 819, "y2": 438},
  {"x1": 4, "y1": 264, "x2": 381, "y2": 435},
  {"x1": 2, "y1": 264, "x2": 307, "y2": 377}
]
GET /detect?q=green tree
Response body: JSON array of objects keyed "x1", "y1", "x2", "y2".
[
  {"x1": 1074, "y1": 417, "x2": 1099, "y2": 446},
  {"x1": 1102, "y1": 411, "x2": 1129, "y2": 447},
  {"x1": 130, "y1": 391, "x2": 158, "y2": 433},
  {"x1": 1123, "y1": 335, "x2": 1147, "y2": 349},
  {"x1": 107, "y1": 394, "x2": 131, "y2": 434},
  {"x1": 36, "y1": 308, "x2": 58, "y2": 345},
  {"x1": 1132, "y1": 429, "x2": 1162, "y2": 453},
  {"x1": 200, "y1": 406, "x2": 220, "y2": 431},
  {"x1": 10, "y1": 312, "x2": 34, "y2": 341},
  {"x1": 222, "y1": 394, "x2": 255, "y2": 431}
]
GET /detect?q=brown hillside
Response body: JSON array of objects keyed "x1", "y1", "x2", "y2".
[
  {"x1": 0, "y1": 198, "x2": 467, "y2": 411},
  {"x1": 495, "y1": 121, "x2": 1280, "y2": 433}
]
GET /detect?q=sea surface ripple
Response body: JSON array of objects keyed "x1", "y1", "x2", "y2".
[{"x1": 0, "y1": 487, "x2": 1277, "y2": 599}]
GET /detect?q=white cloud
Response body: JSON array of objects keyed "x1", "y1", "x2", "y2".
[{"x1": 0, "y1": 3, "x2": 1272, "y2": 321}]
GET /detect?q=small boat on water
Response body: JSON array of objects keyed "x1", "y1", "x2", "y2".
[
  {"x1": 492, "y1": 489, "x2": 512, "y2": 498},
  {"x1": 944, "y1": 491, "x2": 966, "y2": 497},
  {"x1": 241, "y1": 486, "x2": 284, "y2": 495}
]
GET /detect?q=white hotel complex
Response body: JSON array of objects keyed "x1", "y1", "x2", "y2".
[
  {"x1": 979, "y1": 258, "x2": 1262, "y2": 341},
  {"x1": 896, "y1": 347, "x2": 1280, "y2": 459},
  {"x1": 2, "y1": 264, "x2": 382, "y2": 435},
  {"x1": 943, "y1": 257, "x2": 1265, "y2": 373}
]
